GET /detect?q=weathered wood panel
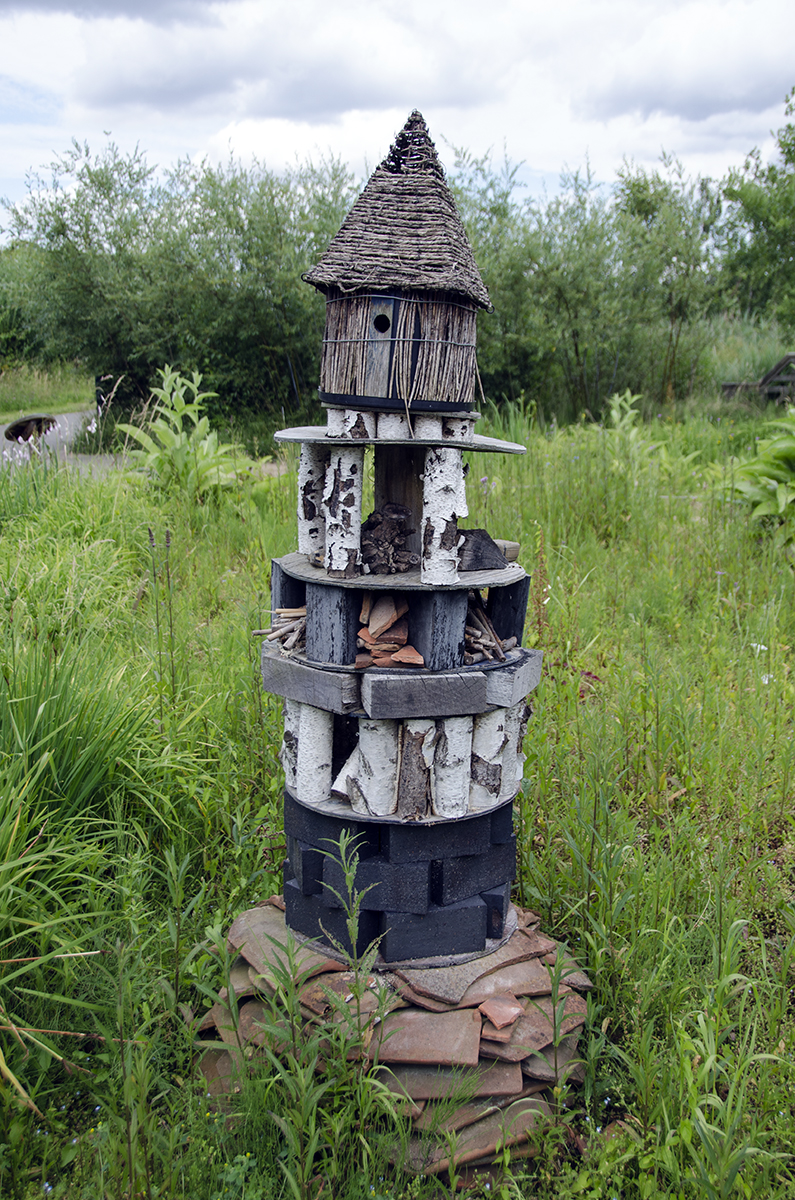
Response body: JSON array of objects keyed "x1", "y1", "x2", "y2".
[
  {"x1": 363, "y1": 296, "x2": 396, "y2": 396},
  {"x1": 486, "y1": 575, "x2": 531, "y2": 645},
  {"x1": 270, "y1": 559, "x2": 306, "y2": 613},
  {"x1": 373, "y1": 444, "x2": 425, "y2": 557},
  {"x1": 408, "y1": 589, "x2": 468, "y2": 671},
  {"x1": 484, "y1": 650, "x2": 543, "y2": 708},
  {"x1": 361, "y1": 668, "x2": 488, "y2": 719},
  {"x1": 305, "y1": 581, "x2": 360, "y2": 666},
  {"x1": 260, "y1": 648, "x2": 360, "y2": 714}
]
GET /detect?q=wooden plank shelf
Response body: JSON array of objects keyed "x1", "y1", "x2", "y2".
[
  {"x1": 276, "y1": 551, "x2": 526, "y2": 593},
  {"x1": 273, "y1": 425, "x2": 526, "y2": 456}
]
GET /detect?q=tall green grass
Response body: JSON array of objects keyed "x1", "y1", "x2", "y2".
[
  {"x1": 1, "y1": 406, "x2": 795, "y2": 1195},
  {"x1": 0, "y1": 364, "x2": 93, "y2": 420}
]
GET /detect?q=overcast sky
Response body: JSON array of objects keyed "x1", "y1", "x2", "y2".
[{"x1": 0, "y1": 0, "x2": 793, "y2": 207}]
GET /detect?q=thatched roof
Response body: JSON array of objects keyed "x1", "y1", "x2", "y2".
[{"x1": 304, "y1": 111, "x2": 491, "y2": 310}]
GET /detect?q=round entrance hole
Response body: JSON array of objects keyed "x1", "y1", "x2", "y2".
[{"x1": 373, "y1": 314, "x2": 391, "y2": 333}]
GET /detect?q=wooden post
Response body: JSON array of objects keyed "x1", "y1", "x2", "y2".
[
  {"x1": 432, "y1": 715, "x2": 473, "y2": 818},
  {"x1": 297, "y1": 444, "x2": 329, "y2": 559},
  {"x1": 323, "y1": 446, "x2": 364, "y2": 578},
  {"x1": 421, "y1": 447, "x2": 467, "y2": 585},
  {"x1": 294, "y1": 703, "x2": 334, "y2": 808}
]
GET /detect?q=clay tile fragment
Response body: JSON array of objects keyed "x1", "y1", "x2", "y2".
[
  {"x1": 391, "y1": 645, "x2": 424, "y2": 665},
  {"x1": 478, "y1": 994, "x2": 524, "y2": 1030}
]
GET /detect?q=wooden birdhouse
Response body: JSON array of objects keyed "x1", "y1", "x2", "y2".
[{"x1": 262, "y1": 112, "x2": 542, "y2": 964}]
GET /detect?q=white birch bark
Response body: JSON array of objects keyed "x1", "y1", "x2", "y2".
[
  {"x1": 294, "y1": 703, "x2": 334, "y2": 808},
  {"x1": 420, "y1": 447, "x2": 468, "y2": 584},
  {"x1": 499, "y1": 700, "x2": 530, "y2": 802},
  {"x1": 279, "y1": 698, "x2": 300, "y2": 793},
  {"x1": 432, "y1": 715, "x2": 473, "y2": 818},
  {"x1": 441, "y1": 417, "x2": 475, "y2": 444},
  {"x1": 326, "y1": 407, "x2": 377, "y2": 439},
  {"x1": 469, "y1": 708, "x2": 507, "y2": 810},
  {"x1": 297, "y1": 444, "x2": 328, "y2": 559},
  {"x1": 355, "y1": 718, "x2": 400, "y2": 816},
  {"x1": 377, "y1": 412, "x2": 412, "y2": 439},
  {"x1": 323, "y1": 446, "x2": 364, "y2": 578},
  {"x1": 331, "y1": 745, "x2": 360, "y2": 808},
  {"x1": 413, "y1": 414, "x2": 442, "y2": 440}
]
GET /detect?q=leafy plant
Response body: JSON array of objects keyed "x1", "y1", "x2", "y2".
[{"x1": 118, "y1": 367, "x2": 247, "y2": 501}]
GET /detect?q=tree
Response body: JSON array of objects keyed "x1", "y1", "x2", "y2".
[{"x1": 721, "y1": 86, "x2": 795, "y2": 326}]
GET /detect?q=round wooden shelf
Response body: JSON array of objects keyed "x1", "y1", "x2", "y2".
[
  {"x1": 273, "y1": 425, "x2": 526, "y2": 455},
  {"x1": 276, "y1": 551, "x2": 526, "y2": 593}
]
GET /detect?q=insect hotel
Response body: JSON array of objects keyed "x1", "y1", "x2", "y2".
[
  {"x1": 198, "y1": 118, "x2": 593, "y2": 1158},
  {"x1": 262, "y1": 111, "x2": 543, "y2": 963}
]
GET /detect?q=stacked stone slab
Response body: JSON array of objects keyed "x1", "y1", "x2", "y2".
[{"x1": 262, "y1": 111, "x2": 541, "y2": 962}]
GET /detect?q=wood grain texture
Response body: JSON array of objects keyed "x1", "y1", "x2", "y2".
[
  {"x1": 361, "y1": 668, "x2": 488, "y2": 719},
  {"x1": 261, "y1": 647, "x2": 360, "y2": 713},
  {"x1": 305, "y1": 581, "x2": 360, "y2": 666}
]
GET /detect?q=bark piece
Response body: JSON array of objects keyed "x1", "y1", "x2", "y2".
[
  {"x1": 397, "y1": 718, "x2": 436, "y2": 819},
  {"x1": 297, "y1": 443, "x2": 329, "y2": 559}
]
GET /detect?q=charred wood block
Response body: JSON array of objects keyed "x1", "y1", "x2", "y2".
[
  {"x1": 305, "y1": 581, "x2": 360, "y2": 665},
  {"x1": 481, "y1": 882, "x2": 511, "y2": 940},
  {"x1": 408, "y1": 590, "x2": 468, "y2": 672},
  {"x1": 486, "y1": 576, "x2": 531, "y2": 646},
  {"x1": 379, "y1": 896, "x2": 487, "y2": 961},
  {"x1": 286, "y1": 837, "x2": 324, "y2": 896},
  {"x1": 261, "y1": 649, "x2": 360, "y2": 714},
  {"x1": 322, "y1": 854, "x2": 430, "y2": 915},
  {"x1": 380, "y1": 811, "x2": 492, "y2": 864},
  {"x1": 284, "y1": 879, "x2": 380, "y2": 957},
  {"x1": 360, "y1": 668, "x2": 488, "y2": 719},
  {"x1": 490, "y1": 799, "x2": 515, "y2": 845},
  {"x1": 430, "y1": 839, "x2": 516, "y2": 907},
  {"x1": 271, "y1": 559, "x2": 306, "y2": 613},
  {"x1": 283, "y1": 791, "x2": 380, "y2": 859},
  {"x1": 484, "y1": 650, "x2": 543, "y2": 708},
  {"x1": 458, "y1": 529, "x2": 509, "y2": 572}
]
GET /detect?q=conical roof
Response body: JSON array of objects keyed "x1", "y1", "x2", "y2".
[{"x1": 304, "y1": 111, "x2": 491, "y2": 309}]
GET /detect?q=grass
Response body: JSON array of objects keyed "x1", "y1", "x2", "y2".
[
  {"x1": 0, "y1": 364, "x2": 94, "y2": 420},
  {"x1": 1, "y1": 390, "x2": 795, "y2": 1196}
]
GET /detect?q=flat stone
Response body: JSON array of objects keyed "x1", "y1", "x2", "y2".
[
  {"x1": 521, "y1": 1034, "x2": 585, "y2": 1084},
  {"x1": 369, "y1": 1008, "x2": 482, "y2": 1066},
  {"x1": 237, "y1": 999, "x2": 270, "y2": 1047},
  {"x1": 397, "y1": 928, "x2": 546, "y2": 1005},
  {"x1": 456, "y1": 954, "x2": 562, "y2": 1008},
  {"x1": 479, "y1": 994, "x2": 588, "y2": 1062},
  {"x1": 218, "y1": 956, "x2": 258, "y2": 1004},
  {"x1": 401, "y1": 1096, "x2": 549, "y2": 1175},
  {"x1": 478, "y1": 994, "x2": 524, "y2": 1030},
  {"x1": 376, "y1": 1058, "x2": 523, "y2": 1101},
  {"x1": 194, "y1": 1043, "x2": 244, "y2": 1098},
  {"x1": 226, "y1": 902, "x2": 347, "y2": 984},
  {"x1": 542, "y1": 950, "x2": 594, "y2": 991},
  {"x1": 413, "y1": 1078, "x2": 547, "y2": 1133}
]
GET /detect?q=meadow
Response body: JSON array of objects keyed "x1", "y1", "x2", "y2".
[{"x1": 1, "y1": 384, "x2": 795, "y2": 1199}]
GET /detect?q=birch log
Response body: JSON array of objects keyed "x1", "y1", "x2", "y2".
[
  {"x1": 297, "y1": 444, "x2": 329, "y2": 559},
  {"x1": 294, "y1": 703, "x2": 334, "y2": 808},
  {"x1": 323, "y1": 446, "x2": 364, "y2": 578},
  {"x1": 279, "y1": 698, "x2": 300, "y2": 793},
  {"x1": 331, "y1": 745, "x2": 360, "y2": 809},
  {"x1": 377, "y1": 412, "x2": 412, "y2": 439},
  {"x1": 413, "y1": 414, "x2": 442, "y2": 440},
  {"x1": 441, "y1": 417, "x2": 475, "y2": 444},
  {"x1": 432, "y1": 715, "x2": 473, "y2": 818},
  {"x1": 499, "y1": 701, "x2": 531, "y2": 803},
  {"x1": 326, "y1": 407, "x2": 377, "y2": 439},
  {"x1": 397, "y1": 718, "x2": 436, "y2": 820},
  {"x1": 469, "y1": 708, "x2": 507, "y2": 810},
  {"x1": 354, "y1": 718, "x2": 400, "y2": 816},
  {"x1": 421, "y1": 447, "x2": 468, "y2": 585}
]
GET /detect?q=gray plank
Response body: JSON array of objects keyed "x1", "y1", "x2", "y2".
[
  {"x1": 361, "y1": 670, "x2": 488, "y2": 719},
  {"x1": 409, "y1": 590, "x2": 468, "y2": 671},
  {"x1": 484, "y1": 650, "x2": 543, "y2": 708},
  {"x1": 273, "y1": 425, "x2": 527, "y2": 455},
  {"x1": 487, "y1": 574, "x2": 531, "y2": 645},
  {"x1": 305, "y1": 580, "x2": 360, "y2": 665},
  {"x1": 277, "y1": 551, "x2": 526, "y2": 593},
  {"x1": 260, "y1": 648, "x2": 360, "y2": 713}
]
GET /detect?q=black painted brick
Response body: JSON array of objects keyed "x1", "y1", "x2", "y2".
[
  {"x1": 430, "y1": 839, "x2": 516, "y2": 907},
  {"x1": 481, "y1": 881, "x2": 511, "y2": 940},
  {"x1": 283, "y1": 878, "x2": 380, "y2": 957},
  {"x1": 490, "y1": 800, "x2": 514, "y2": 844},
  {"x1": 283, "y1": 791, "x2": 380, "y2": 858},
  {"x1": 322, "y1": 855, "x2": 430, "y2": 914},
  {"x1": 286, "y1": 836, "x2": 324, "y2": 895},
  {"x1": 380, "y1": 811, "x2": 492, "y2": 864},
  {"x1": 379, "y1": 896, "x2": 487, "y2": 961}
]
